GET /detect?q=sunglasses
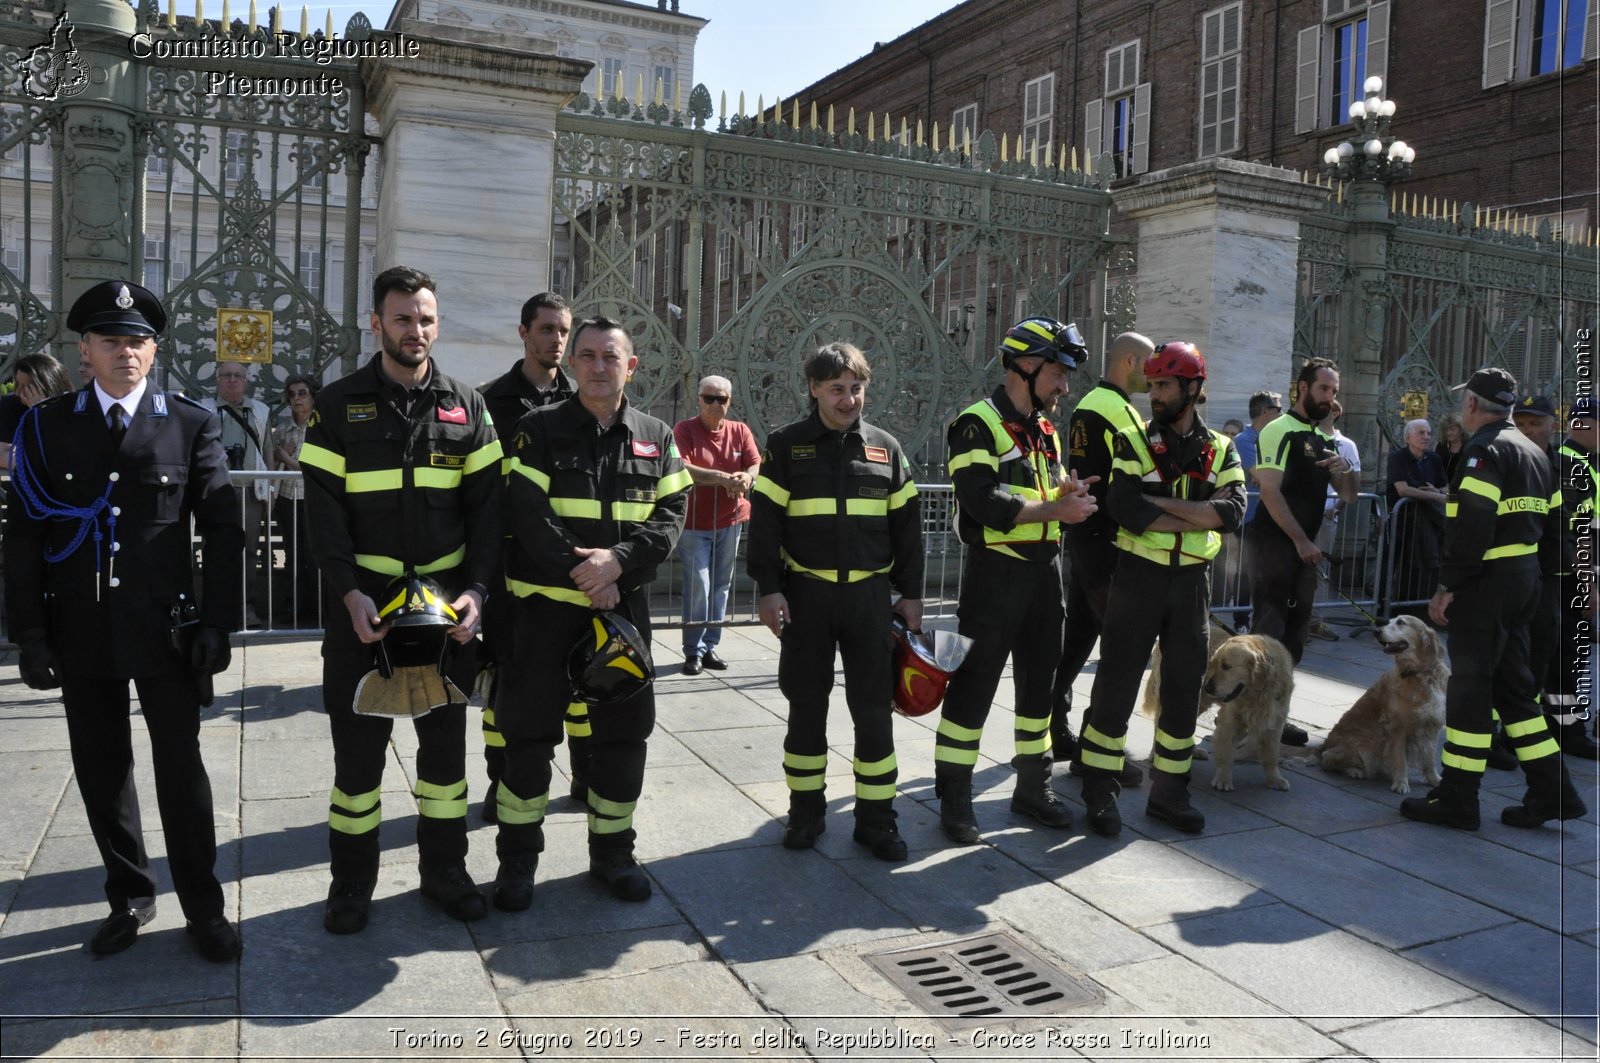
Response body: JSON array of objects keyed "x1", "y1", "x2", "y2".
[{"x1": 700, "y1": 395, "x2": 729, "y2": 405}]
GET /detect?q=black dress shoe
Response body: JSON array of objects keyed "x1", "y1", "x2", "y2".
[
  {"x1": 682, "y1": 655, "x2": 702, "y2": 675},
  {"x1": 700, "y1": 650, "x2": 728, "y2": 670},
  {"x1": 186, "y1": 915, "x2": 241, "y2": 962},
  {"x1": 90, "y1": 905, "x2": 155, "y2": 956}
]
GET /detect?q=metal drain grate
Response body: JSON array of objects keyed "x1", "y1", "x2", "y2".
[{"x1": 865, "y1": 931, "x2": 1100, "y2": 1028}]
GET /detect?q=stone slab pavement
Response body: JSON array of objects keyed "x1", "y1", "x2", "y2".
[{"x1": 1, "y1": 612, "x2": 1597, "y2": 1061}]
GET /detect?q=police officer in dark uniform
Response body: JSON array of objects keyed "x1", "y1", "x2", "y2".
[
  {"x1": 934, "y1": 317, "x2": 1098, "y2": 844},
  {"x1": 494, "y1": 316, "x2": 690, "y2": 909},
  {"x1": 4, "y1": 280, "x2": 242, "y2": 960},
  {"x1": 1402, "y1": 368, "x2": 1587, "y2": 829},
  {"x1": 1076, "y1": 343, "x2": 1246, "y2": 836},
  {"x1": 1049, "y1": 330, "x2": 1153, "y2": 788},
  {"x1": 747, "y1": 342, "x2": 924, "y2": 861},
  {"x1": 477, "y1": 291, "x2": 580, "y2": 821},
  {"x1": 1555, "y1": 397, "x2": 1600, "y2": 757},
  {"x1": 300, "y1": 266, "x2": 504, "y2": 933}
]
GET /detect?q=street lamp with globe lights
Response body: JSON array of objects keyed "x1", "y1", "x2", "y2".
[{"x1": 1322, "y1": 76, "x2": 1415, "y2": 184}]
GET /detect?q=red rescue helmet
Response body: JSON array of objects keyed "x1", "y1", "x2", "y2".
[
  {"x1": 891, "y1": 616, "x2": 957, "y2": 718},
  {"x1": 1144, "y1": 341, "x2": 1207, "y2": 382}
]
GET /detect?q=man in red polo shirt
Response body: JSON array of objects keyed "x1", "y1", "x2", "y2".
[{"x1": 673, "y1": 376, "x2": 760, "y2": 673}]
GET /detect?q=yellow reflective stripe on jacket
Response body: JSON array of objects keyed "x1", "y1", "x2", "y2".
[
  {"x1": 787, "y1": 497, "x2": 834, "y2": 517},
  {"x1": 956, "y1": 398, "x2": 1060, "y2": 550},
  {"x1": 753, "y1": 475, "x2": 790, "y2": 507},
  {"x1": 783, "y1": 497, "x2": 892, "y2": 518},
  {"x1": 948, "y1": 448, "x2": 1000, "y2": 472},
  {"x1": 354, "y1": 545, "x2": 466, "y2": 576},
  {"x1": 413, "y1": 466, "x2": 462, "y2": 490},
  {"x1": 551, "y1": 497, "x2": 604, "y2": 520},
  {"x1": 1483, "y1": 542, "x2": 1538, "y2": 560},
  {"x1": 1112, "y1": 425, "x2": 1229, "y2": 566},
  {"x1": 781, "y1": 547, "x2": 889, "y2": 583},
  {"x1": 1458, "y1": 475, "x2": 1500, "y2": 504},
  {"x1": 505, "y1": 578, "x2": 593, "y2": 605},
  {"x1": 888, "y1": 480, "x2": 917, "y2": 509},
  {"x1": 613, "y1": 501, "x2": 656, "y2": 522},
  {"x1": 347, "y1": 468, "x2": 404, "y2": 493},
  {"x1": 299, "y1": 441, "x2": 346, "y2": 478},
  {"x1": 509, "y1": 458, "x2": 552, "y2": 492},
  {"x1": 463, "y1": 440, "x2": 502, "y2": 475},
  {"x1": 656, "y1": 467, "x2": 693, "y2": 497}
]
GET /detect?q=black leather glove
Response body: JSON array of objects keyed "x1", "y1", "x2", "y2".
[
  {"x1": 190, "y1": 626, "x2": 232, "y2": 676},
  {"x1": 18, "y1": 638, "x2": 60, "y2": 690}
]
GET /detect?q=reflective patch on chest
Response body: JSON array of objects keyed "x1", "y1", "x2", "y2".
[
  {"x1": 430, "y1": 453, "x2": 465, "y2": 468},
  {"x1": 347, "y1": 402, "x2": 377, "y2": 422}
]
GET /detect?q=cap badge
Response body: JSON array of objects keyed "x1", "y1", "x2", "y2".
[{"x1": 115, "y1": 284, "x2": 134, "y2": 310}]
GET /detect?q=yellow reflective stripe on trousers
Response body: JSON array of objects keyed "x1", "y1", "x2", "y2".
[
  {"x1": 496, "y1": 785, "x2": 548, "y2": 826},
  {"x1": 1014, "y1": 713, "x2": 1051, "y2": 756},
  {"x1": 1446, "y1": 727, "x2": 1492, "y2": 748},
  {"x1": 415, "y1": 777, "x2": 468, "y2": 819},
  {"x1": 299, "y1": 441, "x2": 346, "y2": 478},
  {"x1": 355, "y1": 544, "x2": 467, "y2": 576},
  {"x1": 328, "y1": 785, "x2": 382, "y2": 834},
  {"x1": 587, "y1": 793, "x2": 635, "y2": 834},
  {"x1": 1442, "y1": 750, "x2": 1488, "y2": 772},
  {"x1": 509, "y1": 458, "x2": 552, "y2": 492},
  {"x1": 1505, "y1": 716, "x2": 1550, "y2": 738},
  {"x1": 505, "y1": 578, "x2": 594, "y2": 606}
]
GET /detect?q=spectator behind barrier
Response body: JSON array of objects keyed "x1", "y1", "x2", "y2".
[
  {"x1": 1435, "y1": 413, "x2": 1467, "y2": 483},
  {"x1": 1384, "y1": 418, "x2": 1448, "y2": 617},
  {"x1": 273, "y1": 373, "x2": 321, "y2": 623}
]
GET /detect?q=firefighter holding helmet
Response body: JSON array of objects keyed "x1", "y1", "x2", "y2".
[
  {"x1": 1076, "y1": 342, "x2": 1246, "y2": 837},
  {"x1": 932, "y1": 317, "x2": 1098, "y2": 845},
  {"x1": 747, "y1": 342, "x2": 924, "y2": 860}
]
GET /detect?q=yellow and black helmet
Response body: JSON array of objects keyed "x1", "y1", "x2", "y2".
[
  {"x1": 999, "y1": 316, "x2": 1086, "y2": 369},
  {"x1": 568, "y1": 611, "x2": 655, "y2": 705},
  {"x1": 373, "y1": 573, "x2": 458, "y2": 677}
]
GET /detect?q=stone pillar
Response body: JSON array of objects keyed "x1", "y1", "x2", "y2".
[
  {"x1": 55, "y1": 0, "x2": 143, "y2": 364},
  {"x1": 364, "y1": 36, "x2": 589, "y2": 386},
  {"x1": 1113, "y1": 159, "x2": 1328, "y2": 424}
]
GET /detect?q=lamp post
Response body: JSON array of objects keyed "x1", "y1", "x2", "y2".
[{"x1": 1319, "y1": 75, "x2": 1414, "y2": 485}]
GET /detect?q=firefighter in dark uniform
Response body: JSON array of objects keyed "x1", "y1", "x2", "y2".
[
  {"x1": 477, "y1": 291, "x2": 580, "y2": 821},
  {"x1": 1076, "y1": 343, "x2": 1246, "y2": 836},
  {"x1": 1049, "y1": 330, "x2": 1153, "y2": 789},
  {"x1": 4, "y1": 280, "x2": 242, "y2": 961},
  {"x1": 494, "y1": 316, "x2": 690, "y2": 908},
  {"x1": 1402, "y1": 367, "x2": 1587, "y2": 829},
  {"x1": 1555, "y1": 397, "x2": 1600, "y2": 757},
  {"x1": 934, "y1": 317, "x2": 1098, "y2": 844},
  {"x1": 300, "y1": 266, "x2": 504, "y2": 933},
  {"x1": 747, "y1": 342, "x2": 924, "y2": 861}
]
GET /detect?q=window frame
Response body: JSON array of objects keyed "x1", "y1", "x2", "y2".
[
  {"x1": 1199, "y1": 2, "x2": 1244, "y2": 158},
  {"x1": 1022, "y1": 72, "x2": 1055, "y2": 156}
]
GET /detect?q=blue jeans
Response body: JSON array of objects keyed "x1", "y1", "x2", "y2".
[{"x1": 680, "y1": 523, "x2": 742, "y2": 657}]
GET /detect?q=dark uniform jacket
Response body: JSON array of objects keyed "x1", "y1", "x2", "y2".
[
  {"x1": 481, "y1": 361, "x2": 574, "y2": 467},
  {"x1": 947, "y1": 386, "x2": 1063, "y2": 562},
  {"x1": 1439, "y1": 418, "x2": 1560, "y2": 591},
  {"x1": 1247, "y1": 408, "x2": 1336, "y2": 541},
  {"x1": 1066, "y1": 380, "x2": 1143, "y2": 541},
  {"x1": 300, "y1": 356, "x2": 503, "y2": 601},
  {"x1": 748, "y1": 411, "x2": 923, "y2": 598},
  {"x1": 503, "y1": 396, "x2": 690, "y2": 603},
  {"x1": 4, "y1": 385, "x2": 243, "y2": 678}
]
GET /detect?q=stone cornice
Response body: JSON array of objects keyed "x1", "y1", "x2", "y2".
[
  {"x1": 463, "y1": 0, "x2": 704, "y2": 36},
  {"x1": 363, "y1": 33, "x2": 592, "y2": 102},
  {"x1": 1113, "y1": 159, "x2": 1330, "y2": 219}
]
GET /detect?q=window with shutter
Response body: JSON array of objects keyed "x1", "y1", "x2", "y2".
[
  {"x1": 1103, "y1": 41, "x2": 1141, "y2": 176},
  {"x1": 1199, "y1": 2, "x2": 1243, "y2": 157},
  {"x1": 1023, "y1": 74, "x2": 1055, "y2": 155},
  {"x1": 1485, "y1": 0, "x2": 1591, "y2": 85}
]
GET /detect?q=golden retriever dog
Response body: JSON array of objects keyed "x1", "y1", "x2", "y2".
[
  {"x1": 1318, "y1": 615, "x2": 1447, "y2": 794},
  {"x1": 1200, "y1": 634, "x2": 1296, "y2": 791}
]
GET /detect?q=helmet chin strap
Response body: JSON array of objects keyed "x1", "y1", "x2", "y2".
[{"x1": 1009, "y1": 361, "x2": 1049, "y2": 413}]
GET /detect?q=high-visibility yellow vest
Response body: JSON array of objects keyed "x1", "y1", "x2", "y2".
[
  {"x1": 1113, "y1": 424, "x2": 1244, "y2": 567},
  {"x1": 948, "y1": 397, "x2": 1061, "y2": 556}
]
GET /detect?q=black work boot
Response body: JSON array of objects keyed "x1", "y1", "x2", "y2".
[
  {"x1": 588, "y1": 850, "x2": 652, "y2": 901},
  {"x1": 852, "y1": 808, "x2": 908, "y2": 862},
  {"x1": 492, "y1": 856, "x2": 537, "y2": 912},
  {"x1": 323, "y1": 878, "x2": 375, "y2": 934},
  {"x1": 1145, "y1": 770, "x2": 1205, "y2": 833},
  {"x1": 783, "y1": 792, "x2": 827, "y2": 850},
  {"x1": 934, "y1": 763, "x2": 980, "y2": 844},
  {"x1": 1010, "y1": 756, "x2": 1072, "y2": 828},
  {"x1": 1080, "y1": 771, "x2": 1122, "y2": 837},
  {"x1": 1399, "y1": 776, "x2": 1481, "y2": 830},
  {"x1": 419, "y1": 863, "x2": 488, "y2": 921},
  {"x1": 1554, "y1": 717, "x2": 1600, "y2": 760},
  {"x1": 1502, "y1": 755, "x2": 1589, "y2": 828}
]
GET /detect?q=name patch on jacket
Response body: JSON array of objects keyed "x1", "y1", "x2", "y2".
[
  {"x1": 626, "y1": 488, "x2": 657, "y2": 502},
  {"x1": 430, "y1": 453, "x2": 465, "y2": 468},
  {"x1": 347, "y1": 402, "x2": 377, "y2": 422},
  {"x1": 437, "y1": 405, "x2": 468, "y2": 425},
  {"x1": 790, "y1": 444, "x2": 816, "y2": 461},
  {"x1": 632, "y1": 440, "x2": 660, "y2": 458},
  {"x1": 860, "y1": 486, "x2": 888, "y2": 499},
  {"x1": 863, "y1": 445, "x2": 890, "y2": 465}
]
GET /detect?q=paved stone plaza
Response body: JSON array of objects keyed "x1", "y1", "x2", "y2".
[{"x1": 1, "y1": 620, "x2": 1596, "y2": 1061}]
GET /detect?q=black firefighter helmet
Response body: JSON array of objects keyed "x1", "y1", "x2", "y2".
[
  {"x1": 568, "y1": 611, "x2": 655, "y2": 705},
  {"x1": 373, "y1": 572, "x2": 459, "y2": 678}
]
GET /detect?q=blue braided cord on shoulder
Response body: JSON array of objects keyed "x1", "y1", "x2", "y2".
[{"x1": 9, "y1": 406, "x2": 116, "y2": 569}]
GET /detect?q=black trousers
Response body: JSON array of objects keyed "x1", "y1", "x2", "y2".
[
  {"x1": 496, "y1": 591, "x2": 655, "y2": 864},
  {"x1": 1247, "y1": 525, "x2": 1317, "y2": 664},
  {"x1": 60, "y1": 666, "x2": 223, "y2": 922},
  {"x1": 1442, "y1": 558, "x2": 1557, "y2": 786},
  {"x1": 321, "y1": 604, "x2": 477, "y2": 881},
  {"x1": 777, "y1": 575, "x2": 896, "y2": 821},
  {"x1": 1079, "y1": 554, "x2": 1210, "y2": 777},
  {"x1": 479, "y1": 591, "x2": 590, "y2": 794},
  {"x1": 935, "y1": 548, "x2": 1063, "y2": 766},
  {"x1": 1052, "y1": 532, "x2": 1118, "y2": 714}
]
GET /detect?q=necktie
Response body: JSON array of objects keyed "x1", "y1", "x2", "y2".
[{"x1": 108, "y1": 404, "x2": 127, "y2": 449}]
